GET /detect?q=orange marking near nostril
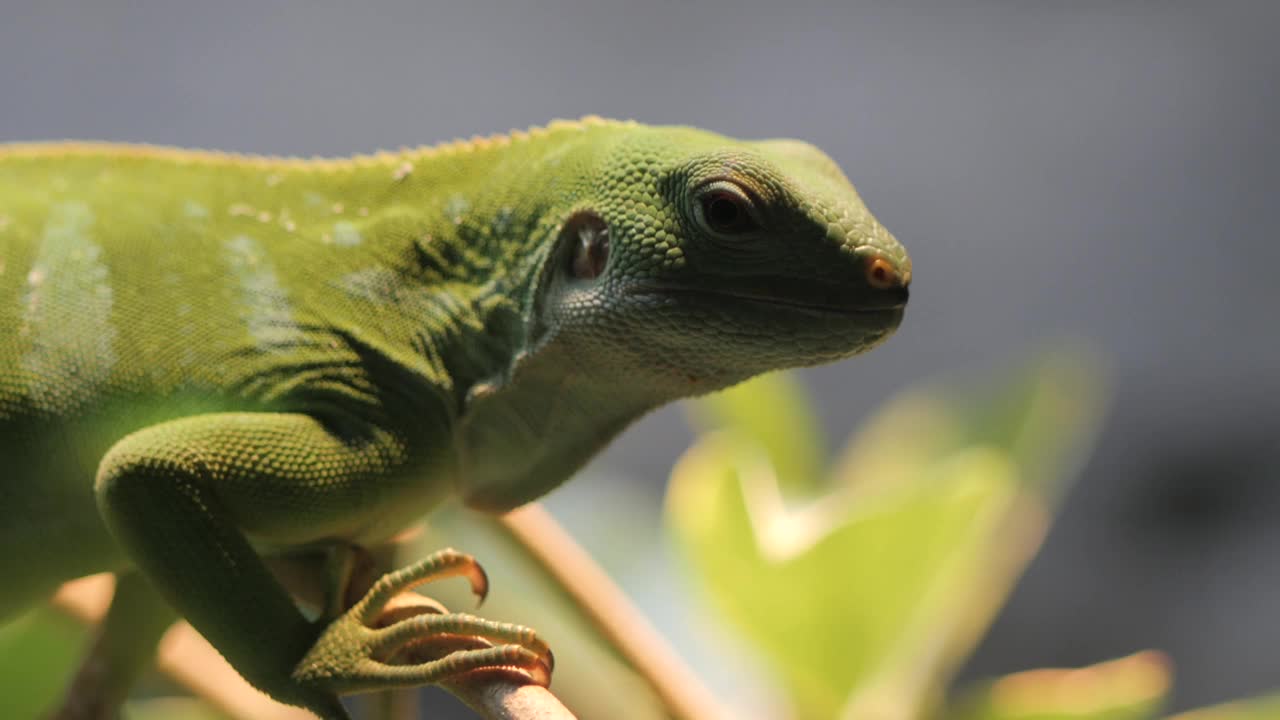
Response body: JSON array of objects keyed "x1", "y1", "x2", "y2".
[{"x1": 865, "y1": 256, "x2": 898, "y2": 290}]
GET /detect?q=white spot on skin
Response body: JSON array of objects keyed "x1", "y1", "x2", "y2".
[
  {"x1": 182, "y1": 201, "x2": 209, "y2": 219},
  {"x1": 224, "y1": 234, "x2": 304, "y2": 349},
  {"x1": 332, "y1": 221, "x2": 362, "y2": 247},
  {"x1": 341, "y1": 267, "x2": 397, "y2": 303},
  {"x1": 540, "y1": 143, "x2": 572, "y2": 167},
  {"x1": 446, "y1": 195, "x2": 469, "y2": 225},
  {"x1": 339, "y1": 267, "x2": 435, "y2": 315},
  {"x1": 493, "y1": 206, "x2": 514, "y2": 235},
  {"x1": 21, "y1": 202, "x2": 118, "y2": 403}
]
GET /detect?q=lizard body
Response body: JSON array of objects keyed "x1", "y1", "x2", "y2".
[{"x1": 0, "y1": 117, "x2": 910, "y2": 717}]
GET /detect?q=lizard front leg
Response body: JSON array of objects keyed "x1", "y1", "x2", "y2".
[{"x1": 94, "y1": 412, "x2": 550, "y2": 719}]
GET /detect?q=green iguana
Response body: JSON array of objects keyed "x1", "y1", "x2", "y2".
[{"x1": 0, "y1": 116, "x2": 911, "y2": 719}]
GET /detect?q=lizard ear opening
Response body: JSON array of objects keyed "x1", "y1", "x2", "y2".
[{"x1": 563, "y1": 210, "x2": 610, "y2": 280}]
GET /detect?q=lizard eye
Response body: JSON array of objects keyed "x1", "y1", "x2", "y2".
[
  {"x1": 564, "y1": 210, "x2": 610, "y2": 280},
  {"x1": 694, "y1": 182, "x2": 760, "y2": 236}
]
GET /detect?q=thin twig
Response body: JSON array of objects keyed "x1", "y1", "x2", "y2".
[
  {"x1": 446, "y1": 678, "x2": 577, "y2": 720},
  {"x1": 499, "y1": 504, "x2": 733, "y2": 720},
  {"x1": 370, "y1": 686, "x2": 418, "y2": 720}
]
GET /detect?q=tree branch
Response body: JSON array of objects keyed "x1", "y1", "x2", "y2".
[
  {"x1": 499, "y1": 504, "x2": 733, "y2": 720},
  {"x1": 446, "y1": 677, "x2": 577, "y2": 720}
]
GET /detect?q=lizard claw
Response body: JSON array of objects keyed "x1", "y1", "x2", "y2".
[
  {"x1": 353, "y1": 548, "x2": 489, "y2": 616},
  {"x1": 292, "y1": 549, "x2": 552, "y2": 699}
]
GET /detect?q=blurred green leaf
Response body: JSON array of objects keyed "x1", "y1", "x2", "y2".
[
  {"x1": 670, "y1": 440, "x2": 1017, "y2": 718},
  {"x1": 0, "y1": 608, "x2": 88, "y2": 719},
  {"x1": 831, "y1": 346, "x2": 1106, "y2": 501},
  {"x1": 945, "y1": 651, "x2": 1171, "y2": 720},
  {"x1": 690, "y1": 371, "x2": 827, "y2": 494},
  {"x1": 1166, "y1": 693, "x2": 1280, "y2": 720},
  {"x1": 667, "y1": 346, "x2": 1108, "y2": 719}
]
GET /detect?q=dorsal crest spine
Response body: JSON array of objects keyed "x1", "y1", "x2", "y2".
[{"x1": 0, "y1": 116, "x2": 638, "y2": 173}]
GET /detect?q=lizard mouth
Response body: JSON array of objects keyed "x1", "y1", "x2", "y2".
[{"x1": 623, "y1": 281, "x2": 907, "y2": 319}]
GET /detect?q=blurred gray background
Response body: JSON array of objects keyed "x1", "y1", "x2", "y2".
[{"x1": 4, "y1": 0, "x2": 1277, "y2": 715}]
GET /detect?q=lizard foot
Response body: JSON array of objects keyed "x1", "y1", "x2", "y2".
[{"x1": 292, "y1": 549, "x2": 554, "y2": 699}]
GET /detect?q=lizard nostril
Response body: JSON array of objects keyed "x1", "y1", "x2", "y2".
[{"x1": 864, "y1": 256, "x2": 900, "y2": 290}]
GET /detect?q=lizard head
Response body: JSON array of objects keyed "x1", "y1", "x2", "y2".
[
  {"x1": 459, "y1": 123, "x2": 911, "y2": 509},
  {"x1": 528, "y1": 124, "x2": 911, "y2": 397}
]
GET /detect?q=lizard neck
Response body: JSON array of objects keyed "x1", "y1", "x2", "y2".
[
  {"x1": 454, "y1": 331, "x2": 673, "y2": 512},
  {"x1": 307, "y1": 127, "x2": 609, "y2": 423}
]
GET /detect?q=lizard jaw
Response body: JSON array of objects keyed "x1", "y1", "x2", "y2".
[{"x1": 622, "y1": 281, "x2": 907, "y2": 320}]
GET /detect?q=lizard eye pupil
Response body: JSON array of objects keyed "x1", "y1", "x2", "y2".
[
  {"x1": 565, "y1": 211, "x2": 610, "y2": 280},
  {"x1": 708, "y1": 196, "x2": 740, "y2": 227},
  {"x1": 698, "y1": 188, "x2": 758, "y2": 235}
]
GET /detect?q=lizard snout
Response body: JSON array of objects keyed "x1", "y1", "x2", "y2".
[{"x1": 861, "y1": 255, "x2": 911, "y2": 309}]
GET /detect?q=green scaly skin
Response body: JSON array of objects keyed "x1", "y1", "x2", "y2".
[{"x1": 0, "y1": 117, "x2": 911, "y2": 718}]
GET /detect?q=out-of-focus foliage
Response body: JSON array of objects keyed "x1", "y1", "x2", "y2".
[
  {"x1": 668, "y1": 347, "x2": 1108, "y2": 719},
  {"x1": 946, "y1": 651, "x2": 1171, "y2": 720},
  {"x1": 690, "y1": 371, "x2": 829, "y2": 495},
  {"x1": 1166, "y1": 694, "x2": 1280, "y2": 720},
  {"x1": 0, "y1": 608, "x2": 87, "y2": 719},
  {"x1": 668, "y1": 347, "x2": 1280, "y2": 720}
]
